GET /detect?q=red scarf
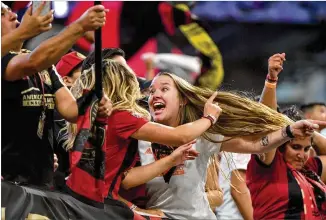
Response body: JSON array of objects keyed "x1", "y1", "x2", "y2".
[
  {"x1": 288, "y1": 163, "x2": 325, "y2": 219},
  {"x1": 66, "y1": 90, "x2": 107, "y2": 203}
]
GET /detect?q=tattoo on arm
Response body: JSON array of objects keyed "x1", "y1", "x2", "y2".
[{"x1": 261, "y1": 136, "x2": 269, "y2": 146}]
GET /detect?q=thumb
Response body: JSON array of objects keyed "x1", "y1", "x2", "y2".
[{"x1": 281, "y1": 53, "x2": 286, "y2": 61}]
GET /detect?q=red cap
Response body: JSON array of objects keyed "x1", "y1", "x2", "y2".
[{"x1": 56, "y1": 52, "x2": 86, "y2": 77}]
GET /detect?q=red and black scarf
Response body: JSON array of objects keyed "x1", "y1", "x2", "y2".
[
  {"x1": 66, "y1": 90, "x2": 107, "y2": 207},
  {"x1": 288, "y1": 163, "x2": 326, "y2": 219}
]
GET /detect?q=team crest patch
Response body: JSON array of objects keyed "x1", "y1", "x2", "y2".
[{"x1": 39, "y1": 70, "x2": 52, "y2": 86}]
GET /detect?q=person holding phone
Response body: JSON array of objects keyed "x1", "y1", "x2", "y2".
[
  {"x1": 1, "y1": 3, "x2": 111, "y2": 189},
  {"x1": 1, "y1": 2, "x2": 53, "y2": 57}
]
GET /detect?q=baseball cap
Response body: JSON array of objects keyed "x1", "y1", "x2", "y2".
[{"x1": 56, "y1": 52, "x2": 86, "y2": 77}]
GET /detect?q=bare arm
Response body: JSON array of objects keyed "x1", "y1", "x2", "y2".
[
  {"x1": 3, "y1": 5, "x2": 107, "y2": 81},
  {"x1": 4, "y1": 23, "x2": 84, "y2": 81},
  {"x1": 256, "y1": 53, "x2": 285, "y2": 165},
  {"x1": 132, "y1": 119, "x2": 211, "y2": 146},
  {"x1": 312, "y1": 132, "x2": 326, "y2": 155},
  {"x1": 144, "y1": 57, "x2": 155, "y2": 80},
  {"x1": 121, "y1": 156, "x2": 174, "y2": 190},
  {"x1": 2, "y1": 28, "x2": 27, "y2": 57},
  {"x1": 122, "y1": 142, "x2": 198, "y2": 189},
  {"x1": 222, "y1": 120, "x2": 325, "y2": 159},
  {"x1": 132, "y1": 91, "x2": 222, "y2": 146},
  {"x1": 118, "y1": 196, "x2": 165, "y2": 217},
  {"x1": 54, "y1": 86, "x2": 78, "y2": 123},
  {"x1": 221, "y1": 128, "x2": 290, "y2": 154},
  {"x1": 259, "y1": 53, "x2": 285, "y2": 110},
  {"x1": 258, "y1": 85, "x2": 278, "y2": 164},
  {"x1": 230, "y1": 170, "x2": 253, "y2": 220}
]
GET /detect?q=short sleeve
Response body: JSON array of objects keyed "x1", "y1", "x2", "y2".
[
  {"x1": 304, "y1": 157, "x2": 322, "y2": 176},
  {"x1": 247, "y1": 150, "x2": 284, "y2": 181},
  {"x1": 232, "y1": 153, "x2": 251, "y2": 171},
  {"x1": 1, "y1": 53, "x2": 18, "y2": 79},
  {"x1": 112, "y1": 111, "x2": 148, "y2": 140},
  {"x1": 204, "y1": 133, "x2": 224, "y2": 154}
]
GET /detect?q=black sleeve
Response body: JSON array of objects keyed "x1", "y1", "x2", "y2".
[
  {"x1": 314, "y1": 156, "x2": 323, "y2": 177},
  {"x1": 1, "y1": 53, "x2": 18, "y2": 79},
  {"x1": 49, "y1": 67, "x2": 64, "y2": 94}
]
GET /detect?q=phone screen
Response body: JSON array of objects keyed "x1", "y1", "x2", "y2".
[{"x1": 32, "y1": 1, "x2": 51, "y2": 16}]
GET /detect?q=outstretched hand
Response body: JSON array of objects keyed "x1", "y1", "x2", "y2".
[
  {"x1": 169, "y1": 140, "x2": 199, "y2": 166},
  {"x1": 290, "y1": 120, "x2": 326, "y2": 138},
  {"x1": 19, "y1": 2, "x2": 54, "y2": 39}
]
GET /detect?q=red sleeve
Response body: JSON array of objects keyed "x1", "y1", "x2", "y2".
[
  {"x1": 247, "y1": 150, "x2": 285, "y2": 182},
  {"x1": 304, "y1": 157, "x2": 322, "y2": 176},
  {"x1": 112, "y1": 111, "x2": 148, "y2": 140}
]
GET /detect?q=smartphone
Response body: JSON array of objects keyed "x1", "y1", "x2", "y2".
[{"x1": 32, "y1": 1, "x2": 51, "y2": 16}]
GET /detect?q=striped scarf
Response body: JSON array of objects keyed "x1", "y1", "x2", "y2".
[{"x1": 288, "y1": 163, "x2": 326, "y2": 219}]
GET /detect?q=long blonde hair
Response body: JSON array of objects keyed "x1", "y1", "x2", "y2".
[
  {"x1": 63, "y1": 59, "x2": 150, "y2": 150},
  {"x1": 156, "y1": 72, "x2": 293, "y2": 142}
]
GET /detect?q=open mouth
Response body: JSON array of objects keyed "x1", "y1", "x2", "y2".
[{"x1": 153, "y1": 102, "x2": 166, "y2": 113}]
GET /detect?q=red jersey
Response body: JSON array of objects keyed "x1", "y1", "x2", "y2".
[
  {"x1": 246, "y1": 150, "x2": 322, "y2": 220},
  {"x1": 104, "y1": 110, "x2": 148, "y2": 200}
]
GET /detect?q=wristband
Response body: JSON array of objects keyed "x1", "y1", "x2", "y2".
[
  {"x1": 265, "y1": 81, "x2": 277, "y2": 89},
  {"x1": 202, "y1": 114, "x2": 217, "y2": 125},
  {"x1": 130, "y1": 204, "x2": 137, "y2": 211},
  {"x1": 266, "y1": 74, "x2": 278, "y2": 82},
  {"x1": 52, "y1": 79, "x2": 64, "y2": 93},
  {"x1": 50, "y1": 67, "x2": 65, "y2": 93},
  {"x1": 286, "y1": 125, "x2": 295, "y2": 138}
]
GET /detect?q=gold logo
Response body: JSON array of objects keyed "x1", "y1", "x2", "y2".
[{"x1": 39, "y1": 70, "x2": 52, "y2": 86}]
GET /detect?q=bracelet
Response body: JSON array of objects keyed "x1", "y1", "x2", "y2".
[
  {"x1": 130, "y1": 204, "x2": 137, "y2": 211},
  {"x1": 265, "y1": 81, "x2": 277, "y2": 89},
  {"x1": 266, "y1": 74, "x2": 278, "y2": 82},
  {"x1": 286, "y1": 125, "x2": 295, "y2": 138},
  {"x1": 202, "y1": 114, "x2": 217, "y2": 125}
]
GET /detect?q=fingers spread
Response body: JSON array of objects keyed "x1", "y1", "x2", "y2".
[
  {"x1": 34, "y1": 2, "x2": 46, "y2": 16},
  {"x1": 41, "y1": 10, "x2": 54, "y2": 22}
]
